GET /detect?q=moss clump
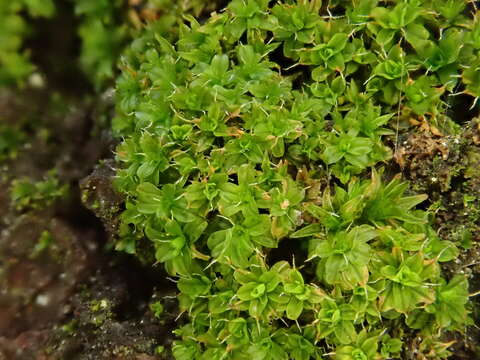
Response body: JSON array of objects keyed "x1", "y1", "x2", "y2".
[
  {"x1": 10, "y1": 171, "x2": 68, "y2": 211},
  {"x1": 112, "y1": 0, "x2": 479, "y2": 358}
]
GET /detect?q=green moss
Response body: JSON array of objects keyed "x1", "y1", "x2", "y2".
[
  {"x1": 74, "y1": 0, "x2": 225, "y2": 88},
  {"x1": 0, "y1": 0, "x2": 55, "y2": 86},
  {"x1": 60, "y1": 319, "x2": 78, "y2": 335},
  {"x1": 149, "y1": 300, "x2": 164, "y2": 319},
  {"x1": 112, "y1": 0, "x2": 478, "y2": 358},
  {"x1": 2, "y1": 0, "x2": 478, "y2": 358},
  {"x1": 89, "y1": 298, "x2": 113, "y2": 327},
  {"x1": 30, "y1": 230, "x2": 54, "y2": 258},
  {"x1": 0, "y1": 125, "x2": 26, "y2": 160},
  {"x1": 10, "y1": 171, "x2": 68, "y2": 211}
]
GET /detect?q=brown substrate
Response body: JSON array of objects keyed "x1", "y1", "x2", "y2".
[
  {"x1": 394, "y1": 118, "x2": 480, "y2": 358},
  {"x1": 0, "y1": 87, "x2": 177, "y2": 359}
]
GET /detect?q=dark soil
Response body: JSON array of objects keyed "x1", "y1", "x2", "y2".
[{"x1": 0, "y1": 86, "x2": 176, "y2": 359}]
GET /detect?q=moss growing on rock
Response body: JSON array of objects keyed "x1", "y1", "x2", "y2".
[{"x1": 112, "y1": 1, "x2": 480, "y2": 358}]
